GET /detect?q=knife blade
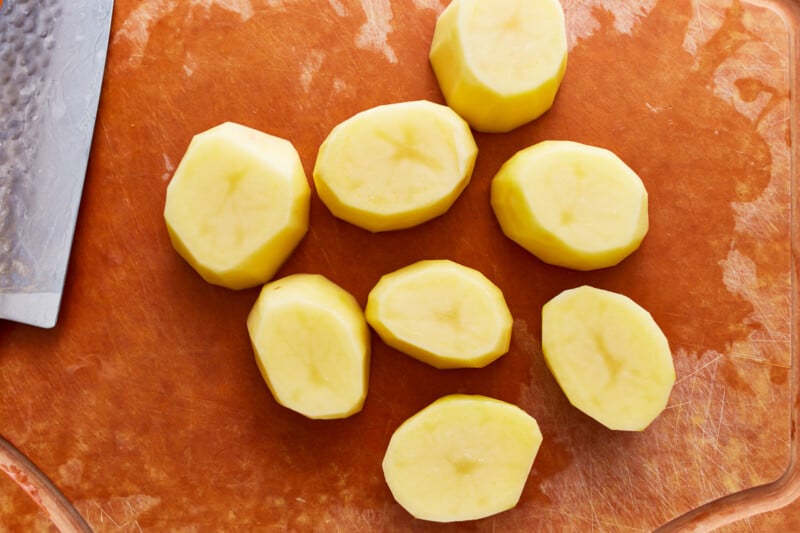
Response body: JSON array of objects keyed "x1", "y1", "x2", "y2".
[{"x1": 0, "y1": 0, "x2": 113, "y2": 328}]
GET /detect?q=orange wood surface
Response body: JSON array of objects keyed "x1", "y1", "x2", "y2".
[{"x1": 1, "y1": 0, "x2": 799, "y2": 530}]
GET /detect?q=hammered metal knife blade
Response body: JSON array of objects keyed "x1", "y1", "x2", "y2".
[{"x1": 0, "y1": 0, "x2": 114, "y2": 328}]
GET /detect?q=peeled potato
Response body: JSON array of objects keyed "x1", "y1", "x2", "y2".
[
  {"x1": 365, "y1": 260, "x2": 512, "y2": 369},
  {"x1": 383, "y1": 394, "x2": 542, "y2": 522},
  {"x1": 313, "y1": 100, "x2": 477, "y2": 232},
  {"x1": 247, "y1": 274, "x2": 370, "y2": 420},
  {"x1": 429, "y1": 0, "x2": 567, "y2": 133},
  {"x1": 491, "y1": 140, "x2": 648, "y2": 271},
  {"x1": 541, "y1": 285, "x2": 675, "y2": 431},
  {"x1": 164, "y1": 122, "x2": 310, "y2": 289}
]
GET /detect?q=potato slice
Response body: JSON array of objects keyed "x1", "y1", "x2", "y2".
[
  {"x1": 382, "y1": 394, "x2": 543, "y2": 522},
  {"x1": 313, "y1": 100, "x2": 477, "y2": 232},
  {"x1": 541, "y1": 285, "x2": 675, "y2": 431},
  {"x1": 429, "y1": 0, "x2": 567, "y2": 133},
  {"x1": 247, "y1": 274, "x2": 370, "y2": 420},
  {"x1": 365, "y1": 260, "x2": 512, "y2": 369},
  {"x1": 491, "y1": 140, "x2": 648, "y2": 271},
  {"x1": 164, "y1": 122, "x2": 310, "y2": 289}
]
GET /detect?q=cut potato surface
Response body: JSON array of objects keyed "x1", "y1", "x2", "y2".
[
  {"x1": 429, "y1": 0, "x2": 567, "y2": 132},
  {"x1": 365, "y1": 260, "x2": 512, "y2": 369},
  {"x1": 541, "y1": 285, "x2": 675, "y2": 431},
  {"x1": 164, "y1": 122, "x2": 310, "y2": 289},
  {"x1": 383, "y1": 394, "x2": 542, "y2": 522},
  {"x1": 491, "y1": 140, "x2": 648, "y2": 271},
  {"x1": 247, "y1": 274, "x2": 370, "y2": 420},
  {"x1": 313, "y1": 100, "x2": 477, "y2": 232}
]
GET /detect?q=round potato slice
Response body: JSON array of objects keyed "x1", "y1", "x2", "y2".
[
  {"x1": 365, "y1": 259, "x2": 512, "y2": 369},
  {"x1": 491, "y1": 140, "x2": 649, "y2": 271},
  {"x1": 429, "y1": 0, "x2": 568, "y2": 132},
  {"x1": 247, "y1": 274, "x2": 370, "y2": 420},
  {"x1": 541, "y1": 285, "x2": 675, "y2": 431},
  {"x1": 313, "y1": 100, "x2": 477, "y2": 232},
  {"x1": 383, "y1": 394, "x2": 543, "y2": 522},
  {"x1": 164, "y1": 122, "x2": 310, "y2": 289}
]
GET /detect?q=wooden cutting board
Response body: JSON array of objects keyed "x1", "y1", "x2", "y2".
[{"x1": 2, "y1": 0, "x2": 799, "y2": 530}]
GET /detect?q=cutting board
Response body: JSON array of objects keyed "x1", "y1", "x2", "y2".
[{"x1": 2, "y1": 0, "x2": 799, "y2": 530}]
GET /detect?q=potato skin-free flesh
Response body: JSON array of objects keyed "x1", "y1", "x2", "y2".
[
  {"x1": 491, "y1": 140, "x2": 649, "y2": 271},
  {"x1": 247, "y1": 274, "x2": 370, "y2": 420},
  {"x1": 429, "y1": 0, "x2": 568, "y2": 132},
  {"x1": 313, "y1": 100, "x2": 477, "y2": 232},
  {"x1": 542, "y1": 285, "x2": 675, "y2": 431},
  {"x1": 164, "y1": 122, "x2": 310, "y2": 290},
  {"x1": 366, "y1": 259, "x2": 512, "y2": 369},
  {"x1": 382, "y1": 394, "x2": 543, "y2": 522}
]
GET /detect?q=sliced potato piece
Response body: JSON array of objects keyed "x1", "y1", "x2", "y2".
[
  {"x1": 164, "y1": 122, "x2": 310, "y2": 289},
  {"x1": 429, "y1": 0, "x2": 567, "y2": 132},
  {"x1": 491, "y1": 140, "x2": 648, "y2": 271},
  {"x1": 247, "y1": 274, "x2": 370, "y2": 420},
  {"x1": 383, "y1": 394, "x2": 543, "y2": 522},
  {"x1": 541, "y1": 285, "x2": 675, "y2": 431},
  {"x1": 313, "y1": 100, "x2": 477, "y2": 232},
  {"x1": 365, "y1": 260, "x2": 512, "y2": 369}
]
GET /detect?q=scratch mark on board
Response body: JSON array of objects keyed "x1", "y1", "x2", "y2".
[
  {"x1": 355, "y1": 0, "x2": 397, "y2": 63},
  {"x1": 162, "y1": 153, "x2": 175, "y2": 181},
  {"x1": 113, "y1": 0, "x2": 254, "y2": 69},
  {"x1": 76, "y1": 495, "x2": 161, "y2": 532},
  {"x1": 560, "y1": 0, "x2": 657, "y2": 50},
  {"x1": 299, "y1": 50, "x2": 326, "y2": 94},
  {"x1": 411, "y1": 0, "x2": 444, "y2": 9},
  {"x1": 674, "y1": 350, "x2": 723, "y2": 385},
  {"x1": 328, "y1": 0, "x2": 348, "y2": 16}
]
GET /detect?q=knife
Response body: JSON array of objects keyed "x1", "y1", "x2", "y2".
[{"x1": 0, "y1": 0, "x2": 114, "y2": 328}]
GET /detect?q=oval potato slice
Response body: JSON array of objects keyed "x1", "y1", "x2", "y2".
[
  {"x1": 541, "y1": 285, "x2": 675, "y2": 431},
  {"x1": 383, "y1": 394, "x2": 543, "y2": 522},
  {"x1": 365, "y1": 259, "x2": 512, "y2": 369},
  {"x1": 247, "y1": 274, "x2": 370, "y2": 420},
  {"x1": 164, "y1": 122, "x2": 310, "y2": 289},
  {"x1": 429, "y1": 0, "x2": 568, "y2": 132},
  {"x1": 491, "y1": 140, "x2": 649, "y2": 271},
  {"x1": 313, "y1": 100, "x2": 477, "y2": 232}
]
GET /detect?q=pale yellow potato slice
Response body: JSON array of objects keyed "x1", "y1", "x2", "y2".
[
  {"x1": 429, "y1": 0, "x2": 567, "y2": 133},
  {"x1": 247, "y1": 274, "x2": 370, "y2": 420},
  {"x1": 164, "y1": 122, "x2": 310, "y2": 289},
  {"x1": 383, "y1": 394, "x2": 542, "y2": 522},
  {"x1": 313, "y1": 100, "x2": 477, "y2": 232},
  {"x1": 365, "y1": 260, "x2": 512, "y2": 369},
  {"x1": 541, "y1": 285, "x2": 675, "y2": 431},
  {"x1": 491, "y1": 140, "x2": 649, "y2": 271}
]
